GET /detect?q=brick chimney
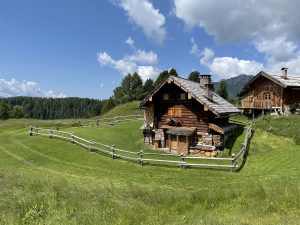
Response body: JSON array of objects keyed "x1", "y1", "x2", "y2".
[
  {"x1": 200, "y1": 75, "x2": 214, "y2": 100},
  {"x1": 281, "y1": 67, "x2": 288, "y2": 79}
]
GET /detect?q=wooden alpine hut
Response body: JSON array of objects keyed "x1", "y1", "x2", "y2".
[
  {"x1": 139, "y1": 75, "x2": 240, "y2": 156},
  {"x1": 238, "y1": 68, "x2": 300, "y2": 116}
]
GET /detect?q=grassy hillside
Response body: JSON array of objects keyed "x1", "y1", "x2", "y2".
[
  {"x1": 0, "y1": 116, "x2": 299, "y2": 224},
  {"x1": 100, "y1": 101, "x2": 142, "y2": 118}
]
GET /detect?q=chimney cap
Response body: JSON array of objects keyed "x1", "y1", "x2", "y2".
[
  {"x1": 199, "y1": 74, "x2": 212, "y2": 78},
  {"x1": 281, "y1": 67, "x2": 288, "y2": 71}
]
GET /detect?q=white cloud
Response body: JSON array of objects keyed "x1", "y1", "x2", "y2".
[
  {"x1": 255, "y1": 36, "x2": 298, "y2": 64},
  {"x1": 137, "y1": 66, "x2": 161, "y2": 81},
  {"x1": 173, "y1": 0, "x2": 300, "y2": 43},
  {"x1": 199, "y1": 48, "x2": 264, "y2": 79},
  {"x1": 97, "y1": 37, "x2": 160, "y2": 81},
  {"x1": 254, "y1": 36, "x2": 300, "y2": 74},
  {"x1": 97, "y1": 51, "x2": 160, "y2": 81},
  {"x1": 45, "y1": 90, "x2": 67, "y2": 98},
  {"x1": 0, "y1": 78, "x2": 66, "y2": 98},
  {"x1": 190, "y1": 37, "x2": 201, "y2": 57},
  {"x1": 200, "y1": 47, "x2": 214, "y2": 65},
  {"x1": 100, "y1": 83, "x2": 104, "y2": 88},
  {"x1": 97, "y1": 52, "x2": 137, "y2": 75},
  {"x1": 125, "y1": 49, "x2": 158, "y2": 65},
  {"x1": 118, "y1": 0, "x2": 167, "y2": 44},
  {"x1": 125, "y1": 36, "x2": 134, "y2": 48},
  {"x1": 175, "y1": 0, "x2": 300, "y2": 77}
]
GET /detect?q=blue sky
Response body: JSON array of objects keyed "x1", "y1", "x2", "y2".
[{"x1": 1, "y1": 0, "x2": 300, "y2": 99}]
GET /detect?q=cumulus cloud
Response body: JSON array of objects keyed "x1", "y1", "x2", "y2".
[
  {"x1": 175, "y1": 0, "x2": 300, "y2": 76},
  {"x1": 200, "y1": 47, "x2": 215, "y2": 65},
  {"x1": 0, "y1": 78, "x2": 66, "y2": 98},
  {"x1": 98, "y1": 52, "x2": 137, "y2": 75},
  {"x1": 125, "y1": 49, "x2": 158, "y2": 65},
  {"x1": 97, "y1": 51, "x2": 160, "y2": 81},
  {"x1": 198, "y1": 47, "x2": 264, "y2": 79},
  {"x1": 254, "y1": 36, "x2": 300, "y2": 73},
  {"x1": 137, "y1": 66, "x2": 161, "y2": 81},
  {"x1": 173, "y1": 0, "x2": 300, "y2": 43},
  {"x1": 97, "y1": 37, "x2": 161, "y2": 81},
  {"x1": 205, "y1": 56, "x2": 264, "y2": 79},
  {"x1": 118, "y1": 0, "x2": 167, "y2": 44}
]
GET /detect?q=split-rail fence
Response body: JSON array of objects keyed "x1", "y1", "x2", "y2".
[{"x1": 29, "y1": 122, "x2": 253, "y2": 172}]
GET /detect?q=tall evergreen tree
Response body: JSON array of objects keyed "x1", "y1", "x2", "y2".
[
  {"x1": 169, "y1": 68, "x2": 178, "y2": 76},
  {"x1": 143, "y1": 79, "x2": 154, "y2": 93},
  {"x1": 112, "y1": 73, "x2": 144, "y2": 104},
  {"x1": 131, "y1": 72, "x2": 143, "y2": 100},
  {"x1": 0, "y1": 101, "x2": 9, "y2": 120},
  {"x1": 154, "y1": 70, "x2": 169, "y2": 87},
  {"x1": 188, "y1": 71, "x2": 200, "y2": 83},
  {"x1": 217, "y1": 80, "x2": 228, "y2": 100}
]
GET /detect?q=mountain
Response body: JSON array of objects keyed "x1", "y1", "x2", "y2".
[{"x1": 213, "y1": 74, "x2": 254, "y2": 100}]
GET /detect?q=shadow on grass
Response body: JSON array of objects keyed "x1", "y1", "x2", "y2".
[
  {"x1": 235, "y1": 129, "x2": 255, "y2": 172},
  {"x1": 227, "y1": 125, "x2": 245, "y2": 156}
]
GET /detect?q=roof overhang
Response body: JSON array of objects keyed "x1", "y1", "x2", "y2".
[{"x1": 209, "y1": 123, "x2": 238, "y2": 135}]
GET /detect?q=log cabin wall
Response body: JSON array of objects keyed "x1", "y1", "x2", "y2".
[
  {"x1": 240, "y1": 76, "x2": 284, "y2": 109},
  {"x1": 152, "y1": 83, "x2": 214, "y2": 133}
]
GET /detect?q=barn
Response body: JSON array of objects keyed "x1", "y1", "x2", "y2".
[
  {"x1": 139, "y1": 75, "x2": 240, "y2": 156},
  {"x1": 238, "y1": 68, "x2": 300, "y2": 116}
]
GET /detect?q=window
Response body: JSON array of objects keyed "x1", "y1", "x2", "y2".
[
  {"x1": 264, "y1": 93, "x2": 272, "y2": 100},
  {"x1": 163, "y1": 94, "x2": 169, "y2": 100},
  {"x1": 180, "y1": 93, "x2": 187, "y2": 100},
  {"x1": 180, "y1": 136, "x2": 186, "y2": 143},
  {"x1": 168, "y1": 107, "x2": 182, "y2": 117}
]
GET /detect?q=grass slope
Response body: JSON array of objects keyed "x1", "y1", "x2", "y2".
[
  {"x1": 100, "y1": 101, "x2": 142, "y2": 118},
  {"x1": 0, "y1": 116, "x2": 299, "y2": 224}
]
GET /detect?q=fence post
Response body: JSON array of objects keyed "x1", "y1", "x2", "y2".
[
  {"x1": 181, "y1": 153, "x2": 186, "y2": 169},
  {"x1": 139, "y1": 150, "x2": 144, "y2": 166},
  {"x1": 112, "y1": 145, "x2": 116, "y2": 159},
  {"x1": 231, "y1": 153, "x2": 236, "y2": 172},
  {"x1": 71, "y1": 133, "x2": 75, "y2": 144},
  {"x1": 29, "y1": 126, "x2": 33, "y2": 136},
  {"x1": 89, "y1": 140, "x2": 93, "y2": 152}
]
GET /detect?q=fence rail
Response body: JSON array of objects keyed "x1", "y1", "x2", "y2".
[{"x1": 29, "y1": 122, "x2": 253, "y2": 171}]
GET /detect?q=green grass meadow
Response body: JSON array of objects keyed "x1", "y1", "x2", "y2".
[{"x1": 0, "y1": 114, "x2": 299, "y2": 224}]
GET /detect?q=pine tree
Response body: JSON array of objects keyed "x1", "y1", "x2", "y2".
[
  {"x1": 188, "y1": 71, "x2": 200, "y2": 82},
  {"x1": 169, "y1": 68, "x2": 178, "y2": 76},
  {"x1": 217, "y1": 80, "x2": 228, "y2": 100},
  {"x1": 154, "y1": 70, "x2": 169, "y2": 87},
  {"x1": 0, "y1": 101, "x2": 9, "y2": 120}
]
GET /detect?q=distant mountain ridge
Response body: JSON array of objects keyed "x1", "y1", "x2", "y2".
[{"x1": 213, "y1": 74, "x2": 254, "y2": 100}]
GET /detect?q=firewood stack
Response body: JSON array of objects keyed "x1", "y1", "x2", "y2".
[
  {"x1": 212, "y1": 135, "x2": 223, "y2": 147},
  {"x1": 198, "y1": 133, "x2": 213, "y2": 145}
]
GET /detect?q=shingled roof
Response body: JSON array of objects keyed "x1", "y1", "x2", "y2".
[
  {"x1": 139, "y1": 75, "x2": 240, "y2": 116},
  {"x1": 243, "y1": 71, "x2": 300, "y2": 89}
]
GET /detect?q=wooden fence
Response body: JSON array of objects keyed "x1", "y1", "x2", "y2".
[
  {"x1": 51, "y1": 114, "x2": 143, "y2": 129},
  {"x1": 29, "y1": 122, "x2": 253, "y2": 171}
]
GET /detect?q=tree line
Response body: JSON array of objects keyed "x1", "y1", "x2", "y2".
[{"x1": 0, "y1": 68, "x2": 228, "y2": 120}]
